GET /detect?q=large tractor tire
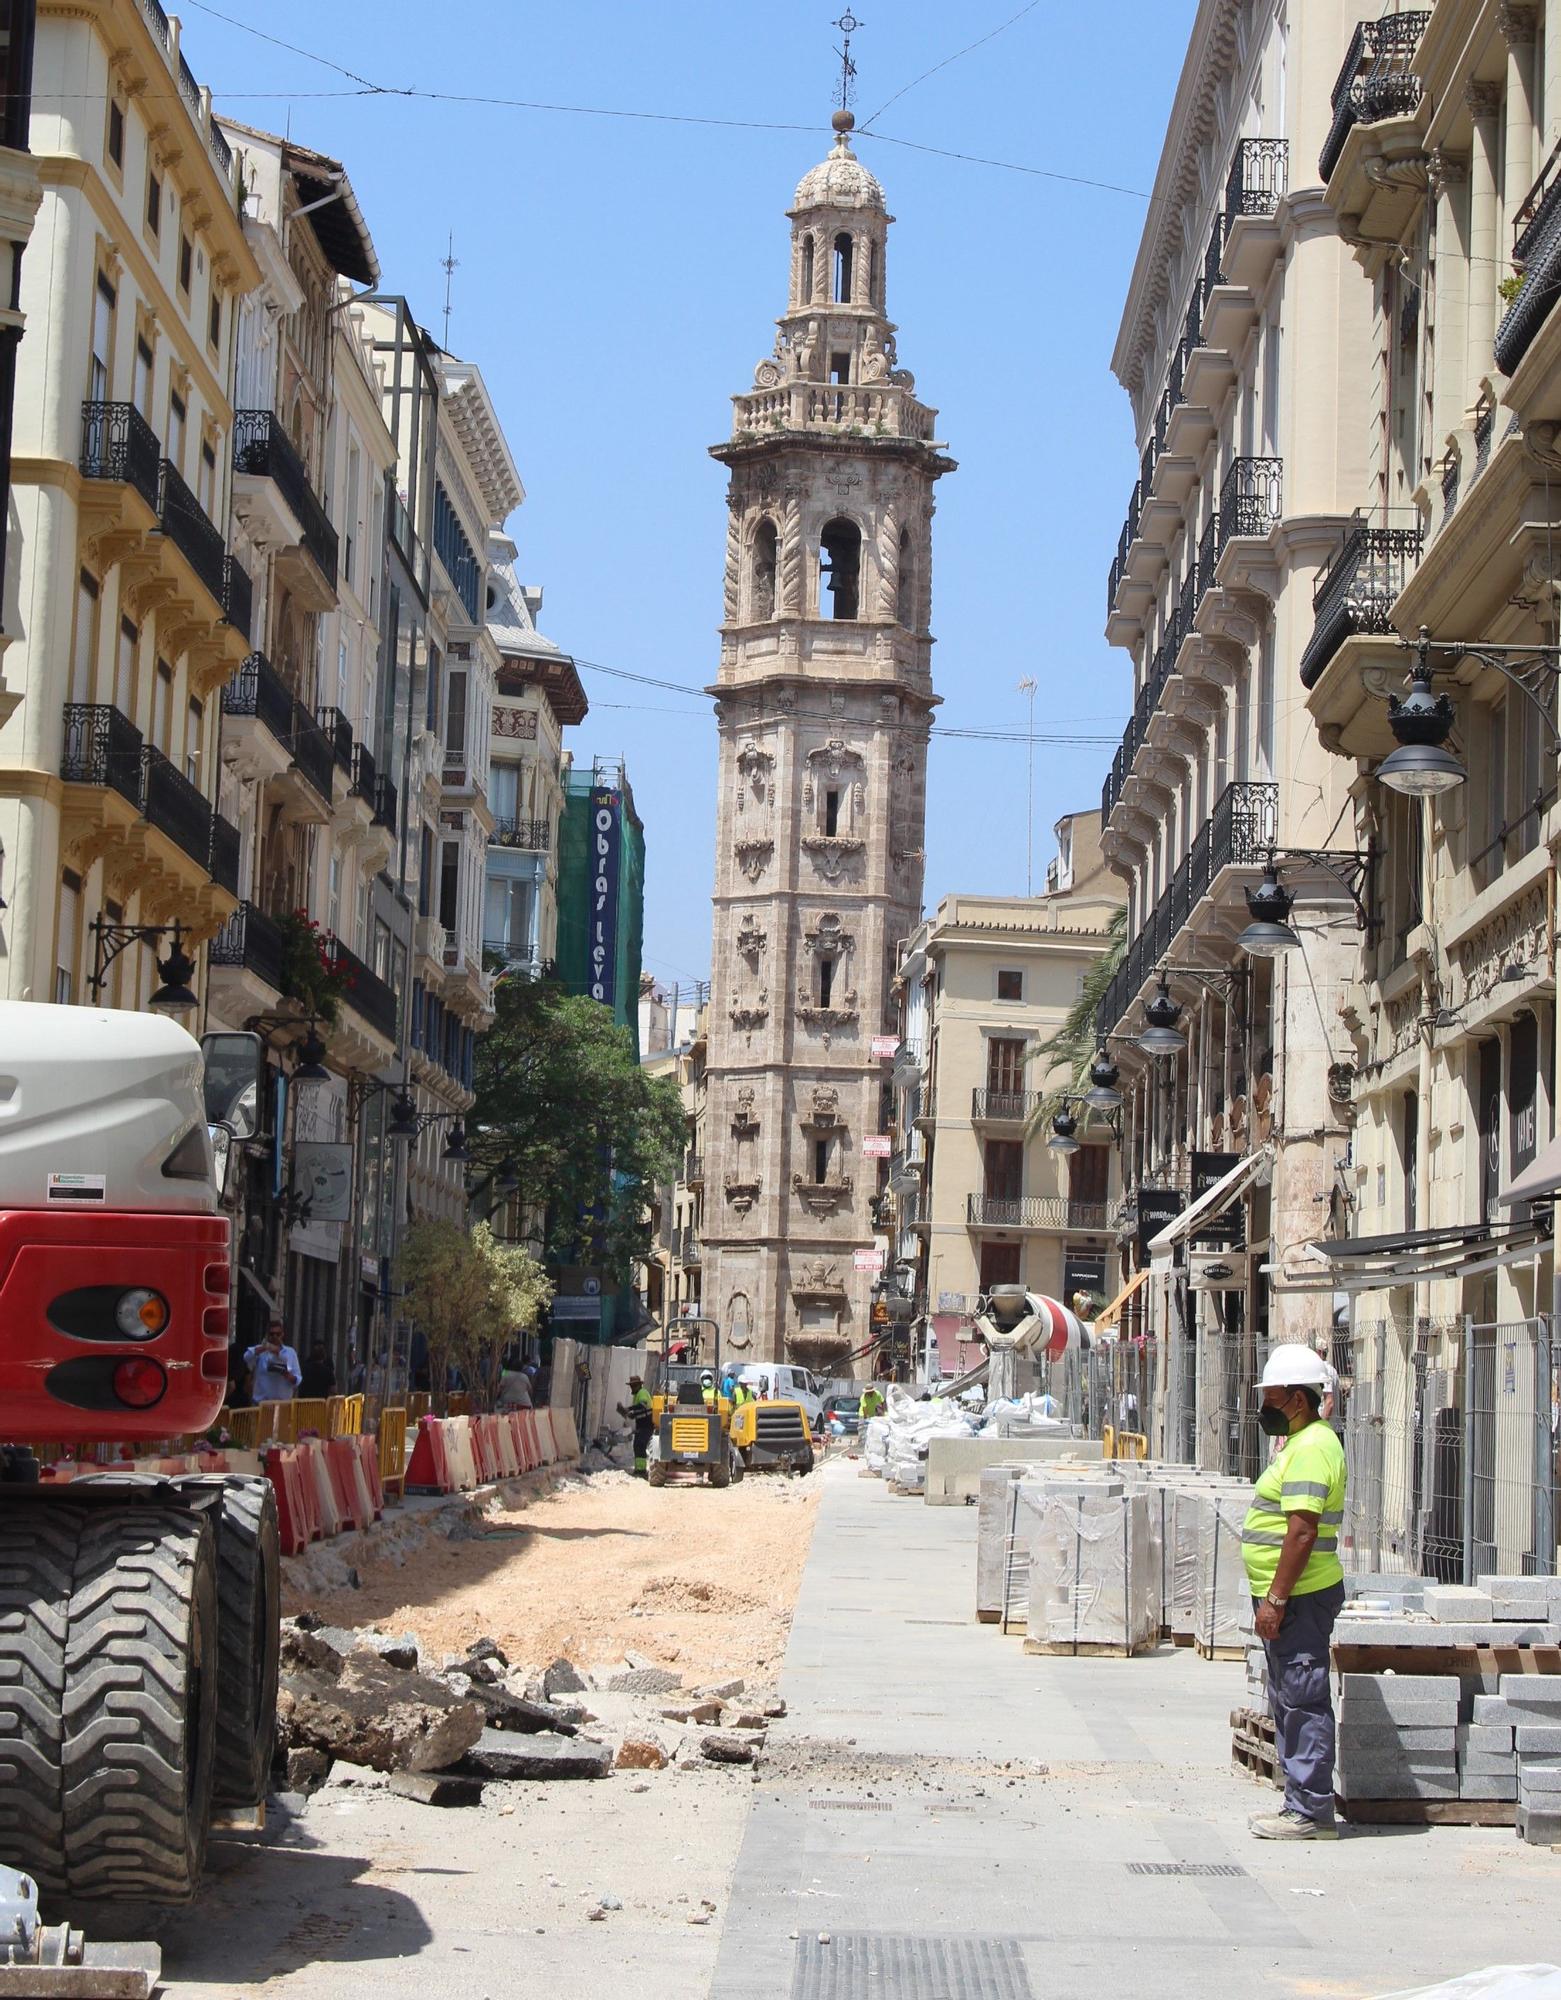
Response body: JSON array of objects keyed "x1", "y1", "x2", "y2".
[
  {"x1": 0, "y1": 1502, "x2": 218, "y2": 1907},
  {"x1": 796, "y1": 1448, "x2": 816, "y2": 1477},
  {"x1": 647, "y1": 1457, "x2": 669, "y2": 1488},
  {"x1": 211, "y1": 1480, "x2": 280, "y2": 1808},
  {"x1": 729, "y1": 1443, "x2": 745, "y2": 1484},
  {"x1": 709, "y1": 1449, "x2": 732, "y2": 1489}
]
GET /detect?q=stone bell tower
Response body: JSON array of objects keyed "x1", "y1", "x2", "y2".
[{"x1": 704, "y1": 110, "x2": 954, "y2": 1370}]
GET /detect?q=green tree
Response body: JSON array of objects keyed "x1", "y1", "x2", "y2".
[
  {"x1": 1027, "y1": 904, "x2": 1128, "y2": 1129},
  {"x1": 472, "y1": 975, "x2": 685, "y2": 1284},
  {"x1": 397, "y1": 1219, "x2": 553, "y2": 1413}
]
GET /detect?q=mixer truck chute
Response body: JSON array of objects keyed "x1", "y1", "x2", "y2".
[{"x1": 0, "y1": 1003, "x2": 280, "y2": 1909}]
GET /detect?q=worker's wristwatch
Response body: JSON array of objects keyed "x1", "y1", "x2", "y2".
[{"x1": 1264, "y1": 1592, "x2": 1288, "y2": 1612}]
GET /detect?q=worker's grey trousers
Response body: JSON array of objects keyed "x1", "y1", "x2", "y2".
[{"x1": 1257, "y1": 1581, "x2": 1344, "y2": 1824}]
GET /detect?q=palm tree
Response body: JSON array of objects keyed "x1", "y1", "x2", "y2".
[{"x1": 1026, "y1": 904, "x2": 1128, "y2": 1134}]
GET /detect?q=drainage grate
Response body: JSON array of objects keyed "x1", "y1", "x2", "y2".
[
  {"x1": 1126, "y1": 1861, "x2": 1247, "y2": 1878},
  {"x1": 791, "y1": 1933, "x2": 1032, "y2": 1999},
  {"x1": 809, "y1": 1797, "x2": 892, "y2": 1813}
]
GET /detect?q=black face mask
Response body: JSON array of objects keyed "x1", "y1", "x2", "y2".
[{"x1": 1258, "y1": 1403, "x2": 1293, "y2": 1438}]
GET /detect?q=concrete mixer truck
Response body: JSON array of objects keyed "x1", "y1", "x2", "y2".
[{"x1": 0, "y1": 1001, "x2": 280, "y2": 1911}]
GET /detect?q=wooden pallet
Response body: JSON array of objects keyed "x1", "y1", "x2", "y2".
[
  {"x1": 1023, "y1": 1638, "x2": 1159, "y2": 1659},
  {"x1": 1336, "y1": 1796, "x2": 1515, "y2": 1827},
  {"x1": 1171, "y1": 1631, "x2": 1195, "y2": 1648},
  {"x1": 1231, "y1": 1736, "x2": 1283, "y2": 1788},
  {"x1": 1196, "y1": 1641, "x2": 1247, "y2": 1662},
  {"x1": 1333, "y1": 1643, "x2": 1561, "y2": 1677}
]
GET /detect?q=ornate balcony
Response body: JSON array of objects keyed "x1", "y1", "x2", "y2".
[
  {"x1": 289, "y1": 706, "x2": 335, "y2": 808},
  {"x1": 683, "y1": 1153, "x2": 705, "y2": 1189},
  {"x1": 156, "y1": 459, "x2": 225, "y2": 614},
  {"x1": 232, "y1": 410, "x2": 339, "y2": 601},
  {"x1": 60, "y1": 702, "x2": 143, "y2": 807},
  {"x1": 1497, "y1": 144, "x2": 1561, "y2": 379},
  {"x1": 371, "y1": 774, "x2": 398, "y2": 831},
  {"x1": 1320, "y1": 14, "x2": 1431, "y2": 184},
  {"x1": 207, "y1": 900, "x2": 287, "y2": 1001},
  {"x1": 208, "y1": 811, "x2": 240, "y2": 896},
  {"x1": 972, "y1": 1088, "x2": 1040, "y2": 1124},
  {"x1": 350, "y1": 739, "x2": 377, "y2": 799},
  {"x1": 79, "y1": 401, "x2": 161, "y2": 515},
  {"x1": 316, "y1": 706, "x2": 354, "y2": 777},
  {"x1": 142, "y1": 744, "x2": 213, "y2": 871},
  {"x1": 966, "y1": 1195, "x2": 1111, "y2": 1232},
  {"x1": 1095, "y1": 779, "x2": 1279, "y2": 1041},
  {"x1": 491, "y1": 817, "x2": 550, "y2": 851},
  {"x1": 329, "y1": 933, "x2": 397, "y2": 1046},
  {"x1": 1299, "y1": 519, "x2": 1423, "y2": 690}
]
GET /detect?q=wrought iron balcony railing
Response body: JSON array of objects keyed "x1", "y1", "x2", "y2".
[
  {"x1": 79, "y1": 402, "x2": 161, "y2": 513},
  {"x1": 371, "y1": 774, "x2": 398, "y2": 831},
  {"x1": 972, "y1": 1088, "x2": 1040, "y2": 1123},
  {"x1": 233, "y1": 410, "x2": 339, "y2": 586},
  {"x1": 222, "y1": 555, "x2": 252, "y2": 640},
  {"x1": 1223, "y1": 138, "x2": 1288, "y2": 234},
  {"x1": 683, "y1": 1153, "x2": 705, "y2": 1187},
  {"x1": 142, "y1": 745, "x2": 213, "y2": 869},
  {"x1": 208, "y1": 901, "x2": 287, "y2": 994},
  {"x1": 1299, "y1": 517, "x2": 1423, "y2": 689},
  {"x1": 328, "y1": 934, "x2": 398, "y2": 1043},
  {"x1": 290, "y1": 706, "x2": 335, "y2": 804},
  {"x1": 208, "y1": 811, "x2": 240, "y2": 896},
  {"x1": 350, "y1": 739, "x2": 377, "y2": 799},
  {"x1": 1497, "y1": 140, "x2": 1561, "y2": 377},
  {"x1": 966, "y1": 1194, "x2": 1112, "y2": 1232},
  {"x1": 222, "y1": 651, "x2": 294, "y2": 743},
  {"x1": 1095, "y1": 779, "x2": 1279, "y2": 1040},
  {"x1": 1320, "y1": 14, "x2": 1431, "y2": 184},
  {"x1": 1216, "y1": 456, "x2": 1283, "y2": 555},
  {"x1": 316, "y1": 706, "x2": 354, "y2": 774},
  {"x1": 60, "y1": 703, "x2": 143, "y2": 807},
  {"x1": 491, "y1": 817, "x2": 551, "y2": 850},
  {"x1": 157, "y1": 459, "x2": 225, "y2": 609}
]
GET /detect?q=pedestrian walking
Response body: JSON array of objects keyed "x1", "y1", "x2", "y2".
[
  {"x1": 299, "y1": 1340, "x2": 336, "y2": 1399},
  {"x1": 1242, "y1": 1345, "x2": 1347, "y2": 1841},
  {"x1": 617, "y1": 1374, "x2": 654, "y2": 1477},
  {"x1": 244, "y1": 1320, "x2": 303, "y2": 1404}
]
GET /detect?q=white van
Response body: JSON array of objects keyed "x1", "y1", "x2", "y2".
[{"x1": 735, "y1": 1363, "x2": 825, "y2": 1426}]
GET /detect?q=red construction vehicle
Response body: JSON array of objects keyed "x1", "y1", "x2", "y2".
[{"x1": 0, "y1": 1002, "x2": 280, "y2": 1910}]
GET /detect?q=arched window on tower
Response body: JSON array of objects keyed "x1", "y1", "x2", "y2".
[
  {"x1": 751, "y1": 518, "x2": 777, "y2": 620},
  {"x1": 800, "y1": 234, "x2": 815, "y2": 303},
  {"x1": 896, "y1": 527, "x2": 915, "y2": 628},
  {"x1": 833, "y1": 232, "x2": 854, "y2": 304},
  {"x1": 818, "y1": 519, "x2": 861, "y2": 620}
]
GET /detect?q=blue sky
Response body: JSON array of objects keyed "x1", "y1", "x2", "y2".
[{"x1": 182, "y1": 0, "x2": 1198, "y2": 994}]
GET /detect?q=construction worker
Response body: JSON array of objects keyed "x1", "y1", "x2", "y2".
[
  {"x1": 859, "y1": 1382, "x2": 886, "y2": 1424},
  {"x1": 617, "y1": 1375, "x2": 654, "y2": 1478},
  {"x1": 700, "y1": 1369, "x2": 716, "y2": 1409},
  {"x1": 732, "y1": 1377, "x2": 756, "y2": 1406},
  {"x1": 1243, "y1": 1345, "x2": 1347, "y2": 1842}
]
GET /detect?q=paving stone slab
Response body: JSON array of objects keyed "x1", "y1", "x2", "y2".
[
  {"x1": 1460, "y1": 1773, "x2": 1519, "y2": 1801},
  {"x1": 1516, "y1": 1761, "x2": 1561, "y2": 1793},
  {"x1": 1515, "y1": 1725, "x2": 1561, "y2": 1753},
  {"x1": 1518, "y1": 1802, "x2": 1561, "y2": 1844},
  {"x1": 1424, "y1": 1586, "x2": 1495, "y2": 1623},
  {"x1": 1460, "y1": 1751, "x2": 1520, "y2": 1775},
  {"x1": 1336, "y1": 1770, "x2": 1461, "y2": 1799},
  {"x1": 1458, "y1": 1723, "x2": 1516, "y2": 1753},
  {"x1": 1499, "y1": 1675, "x2": 1561, "y2": 1708}
]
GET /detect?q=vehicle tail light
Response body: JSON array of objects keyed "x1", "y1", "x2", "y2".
[
  {"x1": 114, "y1": 1288, "x2": 168, "y2": 1338},
  {"x1": 112, "y1": 1358, "x2": 166, "y2": 1409}
]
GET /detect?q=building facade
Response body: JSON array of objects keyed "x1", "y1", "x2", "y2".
[
  {"x1": 4, "y1": 0, "x2": 258, "y2": 1015},
  {"x1": 889, "y1": 814, "x2": 1125, "y2": 1378},
  {"x1": 702, "y1": 112, "x2": 953, "y2": 1370}
]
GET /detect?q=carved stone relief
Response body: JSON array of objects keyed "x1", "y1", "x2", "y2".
[
  {"x1": 791, "y1": 1173, "x2": 854, "y2": 1217},
  {"x1": 733, "y1": 837, "x2": 773, "y2": 882}
]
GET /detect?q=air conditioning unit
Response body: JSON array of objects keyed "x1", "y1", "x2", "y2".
[{"x1": 1188, "y1": 1249, "x2": 1245, "y2": 1292}]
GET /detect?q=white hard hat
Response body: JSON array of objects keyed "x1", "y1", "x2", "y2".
[{"x1": 1259, "y1": 1344, "x2": 1332, "y2": 1391}]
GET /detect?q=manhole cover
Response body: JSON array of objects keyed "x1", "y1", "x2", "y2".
[
  {"x1": 791, "y1": 1934, "x2": 1032, "y2": 1999},
  {"x1": 809, "y1": 1797, "x2": 892, "y2": 1813},
  {"x1": 1126, "y1": 1861, "x2": 1247, "y2": 1878}
]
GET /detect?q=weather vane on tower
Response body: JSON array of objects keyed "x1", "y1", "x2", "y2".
[{"x1": 831, "y1": 11, "x2": 862, "y2": 115}]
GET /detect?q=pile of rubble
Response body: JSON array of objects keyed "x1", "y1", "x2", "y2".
[{"x1": 273, "y1": 1614, "x2": 785, "y2": 1808}]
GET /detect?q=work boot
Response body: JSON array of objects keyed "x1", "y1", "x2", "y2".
[{"x1": 1249, "y1": 1809, "x2": 1338, "y2": 1841}]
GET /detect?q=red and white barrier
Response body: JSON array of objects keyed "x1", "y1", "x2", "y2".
[{"x1": 403, "y1": 1406, "x2": 579, "y2": 1496}]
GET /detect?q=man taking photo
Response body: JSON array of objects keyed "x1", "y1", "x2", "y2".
[{"x1": 245, "y1": 1321, "x2": 303, "y2": 1404}]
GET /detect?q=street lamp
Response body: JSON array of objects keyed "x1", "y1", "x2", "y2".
[
  {"x1": 1377, "y1": 648, "x2": 1465, "y2": 796},
  {"x1": 1048, "y1": 1109, "x2": 1080, "y2": 1155},
  {"x1": 1136, "y1": 976, "x2": 1185, "y2": 1060},
  {"x1": 290, "y1": 1023, "x2": 330, "y2": 1084},
  {"x1": 1082, "y1": 1046, "x2": 1122, "y2": 1113},
  {"x1": 1237, "y1": 862, "x2": 1301, "y2": 958},
  {"x1": 387, "y1": 1091, "x2": 469, "y2": 1163},
  {"x1": 89, "y1": 917, "x2": 198, "y2": 1015}
]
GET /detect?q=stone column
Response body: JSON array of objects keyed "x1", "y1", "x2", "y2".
[
  {"x1": 1466, "y1": 83, "x2": 1503, "y2": 375},
  {"x1": 1501, "y1": 7, "x2": 1540, "y2": 238},
  {"x1": 1546, "y1": 0, "x2": 1561, "y2": 149},
  {"x1": 1430, "y1": 148, "x2": 1470, "y2": 451}
]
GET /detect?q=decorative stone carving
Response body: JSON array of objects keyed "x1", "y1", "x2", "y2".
[
  {"x1": 735, "y1": 913, "x2": 767, "y2": 963},
  {"x1": 800, "y1": 834, "x2": 865, "y2": 881},
  {"x1": 791, "y1": 1259, "x2": 846, "y2": 1300},
  {"x1": 735, "y1": 741, "x2": 773, "y2": 811},
  {"x1": 800, "y1": 1086, "x2": 842, "y2": 1131},
  {"x1": 730, "y1": 995, "x2": 769, "y2": 1033},
  {"x1": 733, "y1": 837, "x2": 773, "y2": 881},
  {"x1": 791, "y1": 1174, "x2": 854, "y2": 1218},
  {"x1": 802, "y1": 911, "x2": 853, "y2": 957},
  {"x1": 1453, "y1": 882, "x2": 1549, "y2": 1005},
  {"x1": 724, "y1": 1174, "x2": 760, "y2": 1215},
  {"x1": 731, "y1": 1087, "x2": 760, "y2": 1139}
]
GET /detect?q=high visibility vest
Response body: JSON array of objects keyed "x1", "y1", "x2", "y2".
[{"x1": 1241, "y1": 1419, "x2": 1346, "y2": 1598}]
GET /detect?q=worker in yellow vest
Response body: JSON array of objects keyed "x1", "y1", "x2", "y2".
[
  {"x1": 859, "y1": 1383, "x2": 886, "y2": 1424},
  {"x1": 1242, "y1": 1346, "x2": 1347, "y2": 1842},
  {"x1": 616, "y1": 1376, "x2": 654, "y2": 1478}
]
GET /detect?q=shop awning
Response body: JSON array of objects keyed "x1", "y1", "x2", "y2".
[
  {"x1": 1094, "y1": 1268, "x2": 1152, "y2": 1331},
  {"x1": 1147, "y1": 1145, "x2": 1273, "y2": 1268},
  {"x1": 1497, "y1": 1135, "x2": 1561, "y2": 1206},
  {"x1": 1270, "y1": 1216, "x2": 1552, "y2": 1294}
]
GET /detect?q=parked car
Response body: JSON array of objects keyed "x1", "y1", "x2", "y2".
[{"x1": 820, "y1": 1392, "x2": 861, "y2": 1439}]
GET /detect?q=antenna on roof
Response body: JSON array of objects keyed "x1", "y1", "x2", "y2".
[
  {"x1": 831, "y1": 10, "x2": 862, "y2": 115},
  {"x1": 440, "y1": 230, "x2": 459, "y2": 349}
]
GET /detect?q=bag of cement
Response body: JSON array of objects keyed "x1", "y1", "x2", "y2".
[
  {"x1": 1026, "y1": 1487, "x2": 1156, "y2": 1654},
  {"x1": 1370, "y1": 1973, "x2": 1561, "y2": 2000},
  {"x1": 863, "y1": 1417, "x2": 891, "y2": 1473},
  {"x1": 1191, "y1": 1489, "x2": 1253, "y2": 1652}
]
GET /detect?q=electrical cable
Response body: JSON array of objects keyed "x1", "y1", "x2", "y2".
[{"x1": 857, "y1": 1, "x2": 1045, "y2": 131}]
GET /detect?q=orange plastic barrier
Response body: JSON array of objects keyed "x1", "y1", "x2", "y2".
[
  {"x1": 405, "y1": 1414, "x2": 454, "y2": 1493},
  {"x1": 265, "y1": 1445, "x2": 320, "y2": 1555},
  {"x1": 534, "y1": 1409, "x2": 557, "y2": 1463},
  {"x1": 355, "y1": 1432, "x2": 386, "y2": 1516}
]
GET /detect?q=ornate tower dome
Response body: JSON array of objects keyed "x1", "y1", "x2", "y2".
[{"x1": 701, "y1": 119, "x2": 955, "y2": 1369}]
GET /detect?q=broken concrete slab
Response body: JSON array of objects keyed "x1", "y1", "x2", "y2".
[
  {"x1": 282, "y1": 1747, "x2": 332, "y2": 1795},
  {"x1": 463, "y1": 1683, "x2": 580, "y2": 1737},
  {"x1": 458, "y1": 1728, "x2": 613, "y2": 1781},
  {"x1": 388, "y1": 1769, "x2": 485, "y2": 1808},
  {"x1": 543, "y1": 1657, "x2": 587, "y2": 1697},
  {"x1": 699, "y1": 1678, "x2": 745, "y2": 1700},
  {"x1": 608, "y1": 1667, "x2": 684, "y2": 1696},
  {"x1": 660, "y1": 1699, "x2": 724, "y2": 1725},
  {"x1": 277, "y1": 1657, "x2": 485, "y2": 1775}
]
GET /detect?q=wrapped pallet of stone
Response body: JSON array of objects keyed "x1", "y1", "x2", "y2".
[
  {"x1": 998, "y1": 1472, "x2": 1122, "y2": 1632},
  {"x1": 1192, "y1": 1488, "x2": 1253, "y2": 1656},
  {"x1": 1335, "y1": 1673, "x2": 1461, "y2": 1806},
  {"x1": 1024, "y1": 1485, "x2": 1156, "y2": 1656},
  {"x1": 1164, "y1": 1480, "x2": 1226, "y2": 1644},
  {"x1": 975, "y1": 1465, "x2": 1030, "y2": 1623}
]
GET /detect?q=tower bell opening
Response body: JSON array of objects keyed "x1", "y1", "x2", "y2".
[
  {"x1": 819, "y1": 519, "x2": 861, "y2": 620},
  {"x1": 832, "y1": 232, "x2": 854, "y2": 304}
]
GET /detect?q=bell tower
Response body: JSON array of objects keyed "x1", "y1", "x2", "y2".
[{"x1": 704, "y1": 111, "x2": 954, "y2": 1370}]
